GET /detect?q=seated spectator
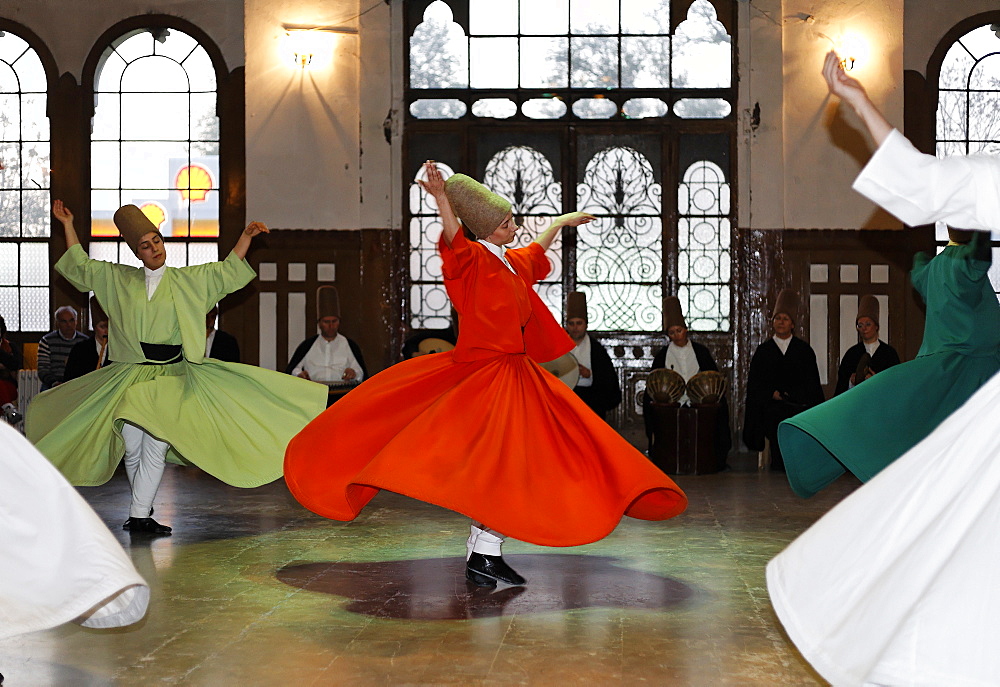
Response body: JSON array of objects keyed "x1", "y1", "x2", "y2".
[
  {"x1": 63, "y1": 297, "x2": 112, "y2": 382},
  {"x1": 286, "y1": 286, "x2": 366, "y2": 405},
  {"x1": 0, "y1": 315, "x2": 22, "y2": 406},
  {"x1": 37, "y1": 305, "x2": 87, "y2": 391},
  {"x1": 834, "y1": 295, "x2": 901, "y2": 395},
  {"x1": 206, "y1": 305, "x2": 241, "y2": 363}
]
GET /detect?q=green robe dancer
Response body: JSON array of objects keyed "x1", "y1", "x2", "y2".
[
  {"x1": 27, "y1": 243, "x2": 327, "y2": 490},
  {"x1": 778, "y1": 231, "x2": 1000, "y2": 498}
]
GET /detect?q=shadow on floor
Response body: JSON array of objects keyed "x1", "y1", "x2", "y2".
[{"x1": 276, "y1": 553, "x2": 698, "y2": 620}]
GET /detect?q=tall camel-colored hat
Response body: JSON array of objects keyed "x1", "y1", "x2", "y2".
[
  {"x1": 112, "y1": 205, "x2": 160, "y2": 255},
  {"x1": 316, "y1": 285, "x2": 340, "y2": 320},
  {"x1": 444, "y1": 174, "x2": 512, "y2": 240},
  {"x1": 566, "y1": 292, "x2": 588, "y2": 321},
  {"x1": 663, "y1": 296, "x2": 686, "y2": 330},
  {"x1": 856, "y1": 294, "x2": 879, "y2": 326},
  {"x1": 772, "y1": 289, "x2": 799, "y2": 323}
]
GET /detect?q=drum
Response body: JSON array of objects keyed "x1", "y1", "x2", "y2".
[
  {"x1": 686, "y1": 370, "x2": 727, "y2": 405},
  {"x1": 414, "y1": 338, "x2": 455, "y2": 356},
  {"x1": 645, "y1": 368, "x2": 686, "y2": 404},
  {"x1": 538, "y1": 353, "x2": 580, "y2": 389}
]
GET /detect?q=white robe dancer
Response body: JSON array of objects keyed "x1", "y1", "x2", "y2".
[
  {"x1": 768, "y1": 130, "x2": 1000, "y2": 684},
  {"x1": 0, "y1": 422, "x2": 149, "y2": 639}
]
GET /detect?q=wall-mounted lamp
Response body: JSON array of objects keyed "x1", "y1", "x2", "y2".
[
  {"x1": 282, "y1": 23, "x2": 358, "y2": 69},
  {"x1": 837, "y1": 34, "x2": 868, "y2": 71}
]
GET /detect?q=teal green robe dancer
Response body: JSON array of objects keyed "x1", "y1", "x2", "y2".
[
  {"x1": 27, "y1": 244, "x2": 328, "y2": 487},
  {"x1": 778, "y1": 233, "x2": 1000, "y2": 498}
]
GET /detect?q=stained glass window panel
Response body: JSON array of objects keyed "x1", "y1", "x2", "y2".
[
  {"x1": 187, "y1": 242, "x2": 218, "y2": 266},
  {"x1": 570, "y1": 0, "x2": 619, "y2": 35},
  {"x1": 678, "y1": 160, "x2": 731, "y2": 331},
  {"x1": 471, "y1": 99, "x2": 517, "y2": 119},
  {"x1": 470, "y1": 38, "x2": 518, "y2": 88},
  {"x1": 0, "y1": 244, "x2": 16, "y2": 283},
  {"x1": 409, "y1": 99, "x2": 467, "y2": 119},
  {"x1": 622, "y1": 98, "x2": 668, "y2": 118},
  {"x1": 409, "y1": 2, "x2": 469, "y2": 89},
  {"x1": 571, "y1": 37, "x2": 619, "y2": 88},
  {"x1": 573, "y1": 98, "x2": 618, "y2": 119},
  {"x1": 621, "y1": 37, "x2": 670, "y2": 88},
  {"x1": 672, "y1": 0, "x2": 732, "y2": 89},
  {"x1": 520, "y1": 38, "x2": 568, "y2": 89},
  {"x1": 19, "y1": 243, "x2": 48, "y2": 286},
  {"x1": 674, "y1": 98, "x2": 732, "y2": 119},
  {"x1": 522, "y1": 98, "x2": 567, "y2": 119},
  {"x1": 621, "y1": 0, "x2": 671, "y2": 34},
  {"x1": 0, "y1": 288, "x2": 18, "y2": 330},
  {"x1": 19, "y1": 286, "x2": 49, "y2": 331},
  {"x1": 470, "y1": 0, "x2": 517, "y2": 35},
  {"x1": 521, "y1": 0, "x2": 568, "y2": 35}
]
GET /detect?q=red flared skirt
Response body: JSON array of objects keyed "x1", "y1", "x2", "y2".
[{"x1": 284, "y1": 352, "x2": 687, "y2": 547}]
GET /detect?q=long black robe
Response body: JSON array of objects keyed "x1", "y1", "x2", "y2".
[
  {"x1": 573, "y1": 335, "x2": 621, "y2": 421},
  {"x1": 834, "y1": 340, "x2": 901, "y2": 395},
  {"x1": 742, "y1": 336, "x2": 824, "y2": 471},
  {"x1": 645, "y1": 340, "x2": 732, "y2": 470}
]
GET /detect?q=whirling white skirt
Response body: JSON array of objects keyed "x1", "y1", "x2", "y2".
[
  {"x1": 0, "y1": 421, "x2": 149, "y2": 639},
  {"x1": 766, "y1": 369, "x2": 1000, "y2": 686}
]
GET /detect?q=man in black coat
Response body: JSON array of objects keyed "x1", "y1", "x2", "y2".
[
  {"x1": 206, "y1": 305, "x2": 241, "y2": 363},
  {"x1": 63, "y1": 296, "x2": 111, "y2": 382},
  {"x1": 645, "y1": 296, "x2": 732, "y2": 469},
  {"x1": 743, "y1": 289, "x2": 825, "y2": 471},
  {"x1": 286, "y1": 286, "x2": 367, "y2": 407},
  {"x1": 564, "y1": 292, "x2": 621, "y2": 421},
  {"x1": 834, "y1": 294, "x2": 901, "y2": 395}
]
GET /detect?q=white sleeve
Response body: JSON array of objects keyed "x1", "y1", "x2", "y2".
[
  {"x1": 852, "y1": 129, "x2": 1000, "y2": 230},
  {"x1": 346, "y1": 347, "x2": 364, "y2": 382}
]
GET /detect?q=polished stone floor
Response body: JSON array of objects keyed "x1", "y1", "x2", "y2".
[{"x1": 0, "y1": 442, "x2": 860, "y2": 686}]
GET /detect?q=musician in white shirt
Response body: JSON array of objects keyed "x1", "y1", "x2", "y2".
[{"x1": 286, "y1": 286, "x2": 367, "y2": 403}]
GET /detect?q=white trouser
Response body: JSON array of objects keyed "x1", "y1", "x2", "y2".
[
  {"x1": 121, "y1": 423, "x2": 169, "y2": 518},
  {"x1": 467, "y1": 522, "x2": 505, "y2": 559}
]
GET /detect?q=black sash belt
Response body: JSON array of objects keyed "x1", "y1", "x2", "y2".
[{"x1": 139, "y1": 342, "x2": 183, "y2": 365}]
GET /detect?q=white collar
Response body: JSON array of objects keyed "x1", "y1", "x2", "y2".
[{"x1": 143, "y1": 264, "x2": 167, "y2": 279}]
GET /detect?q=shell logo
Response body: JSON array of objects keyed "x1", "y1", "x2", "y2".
[
  {"x1": 139, "y1": 202, "x2": 167, "y2": 230},
  {"x1": 176, "y1": 164, "x2": 214, "y2": 202}
]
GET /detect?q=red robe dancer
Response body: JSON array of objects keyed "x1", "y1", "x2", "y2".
[{"x1": 285, "y1": 164, "x2": 687, "y2": 587}]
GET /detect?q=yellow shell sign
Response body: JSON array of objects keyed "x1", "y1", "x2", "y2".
[
  {"x1": 139, "y1": 202, "x2": 167, "y2": 231},
  {"x1": 175, "y1": 164, "x2": 214, "y2": 202}
]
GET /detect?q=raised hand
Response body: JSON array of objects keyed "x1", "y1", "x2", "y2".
[
  {"x1": 418, "y1": 161, "x2": 447, "y2": 198},
  {"x1": 52, "y1": 199, "x2": 74, "y2": 226},
  {"x1": 244, "y1": 221, "x2": 270, "y2": 238},
  {"x1": 555, "y1": 211, "x2": 596, "y2": 228}
]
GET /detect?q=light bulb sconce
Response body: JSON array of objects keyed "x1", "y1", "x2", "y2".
[{"x1": 282, "y1": 23, "x2": 358, "y2": 69}]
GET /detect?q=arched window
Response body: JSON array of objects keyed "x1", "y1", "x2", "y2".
[
  {"x1": 89, "y1": 25, "x2": 221, "y2": 268},
  {"x1": 0, "y1": 28, "x2": 51, "y2": 332},
  {"x1": 404, "y1": 0, "x2": 737, "y2": 422},
  {"x1": 933, "y1": 20, "x2": 1000, "y2": 294},
  {"x1": 576, "y1": 146, "x2": 662, "y2": 331}
]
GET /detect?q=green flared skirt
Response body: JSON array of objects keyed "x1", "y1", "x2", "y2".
[
  {"x1": 778, "y1": 349, "x2": 1000, "y2": 498},
  {"x1": 26, "y1": 359, "x2": 327, "y2": 487}
]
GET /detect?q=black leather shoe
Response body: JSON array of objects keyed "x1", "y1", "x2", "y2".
[
  {"x1": 465, "y1": 566, "x2": 498, "y2": 588},
  {"x1": 123, "y1": 517, "x2": 172, "y2": 534},
  {"x1": 466, "y1": 553, "x2": 526, "y2": 586}
]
